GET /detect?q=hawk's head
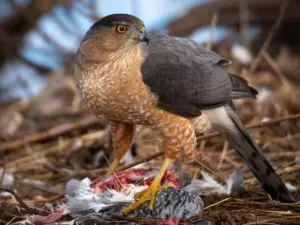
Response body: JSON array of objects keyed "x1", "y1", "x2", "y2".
[{"x1": 79, "y1": 14, "x2": 149, "y2": 61}]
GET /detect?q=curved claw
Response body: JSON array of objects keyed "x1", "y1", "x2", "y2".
[
  {"x1": 123, "y1": 181, "x2": 160, "y2": 215},
  {"x1": 122, "y1": 157, "x2": 174, "y2": 215}
]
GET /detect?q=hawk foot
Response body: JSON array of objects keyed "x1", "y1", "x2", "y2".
[
  {"x1": 122, "y1": 180, "x2": 160, "y2": 215},
  {"x1": 106, "y1": 158, "x2": 121, "y2": 176},
  {"x1": 122, "y1": 157, "x2": 174, "y2": 215}
]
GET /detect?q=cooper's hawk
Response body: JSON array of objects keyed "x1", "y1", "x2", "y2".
[{"x1": 75, "y1": 14, "x2": 294, "y2": 214}]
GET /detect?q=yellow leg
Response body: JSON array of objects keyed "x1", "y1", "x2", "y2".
[
  {"x1": 106, "y1": 123, "x2": 134, "y2": 176},
  {"x1": 106, "y1": 158, "x2": 122, "y2": 176},
  {"x1": 122, "y1": 157, "x2": 174, "y2": 215}
]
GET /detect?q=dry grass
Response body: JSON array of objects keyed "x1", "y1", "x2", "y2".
[
  {"x1": 0, "y1": 70, "x2": 299, "y2": 224},
  {"x1": 1, "y1": 4, "x2": 300, "y2": 222}
]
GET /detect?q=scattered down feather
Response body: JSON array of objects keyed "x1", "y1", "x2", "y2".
[
  {"x1": 183, "y1": 171, "x2": 244, "y2": 196},
  {"x1": 65, "y1": 168, "x2": 204, "y2": 223}
]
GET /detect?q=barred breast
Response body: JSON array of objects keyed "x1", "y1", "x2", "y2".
[
  {"x1": 74, "y1": 43, "x2": 197, "y2": 162},
  {"x1": 75, "y1": 51, "x2": 157, "y2": 125}
]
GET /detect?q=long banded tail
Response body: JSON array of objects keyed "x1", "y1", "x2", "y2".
[{"x1": 203, "y1": 104, "x2": 294, "y2": 203}]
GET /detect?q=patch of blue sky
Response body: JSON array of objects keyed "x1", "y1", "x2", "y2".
[
  {"x1": 21, "y1": 0, "x2": 215, "y2": 71},
  {"x1": 97, "y1": 0, "x2": 210, "y2": 30},
  {"x1": 53, "y1": 5, "x2": 85, "y2": 36},
  {"x1": 21, "y1": 31, "x2": 61, "y2": 69},
  {"x1": 0, "y1": 0, "x2": 31, "y2": 20},
  {"x1": 0, "y1": 61, "x2": 45, "y2": 100},
  {"x1": 69, "y1": 5, "x2": 95, "y2": 36},
  {"x1": 0, "y1": 1, "x2": 13, "y2": 20},
  {"x1": 39, "y1": 14, "x2": 79, "y2": 53},
  {"x1": 190, "y1": 26, "x2": 229, "y2": 44},
  {"x1": 1, "y1": 0, "x2": 242, "y2": 100}
]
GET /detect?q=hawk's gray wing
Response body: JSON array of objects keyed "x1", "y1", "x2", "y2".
[
  {"x1": 141, "y1": 34, "x2": 294, "y2": 203},
  {"x1": 142, "y1": 34, "x2": 233, "y2": 117},
  {"x1": 229, "y1": 73, "x2": 258, "y2": 100}
]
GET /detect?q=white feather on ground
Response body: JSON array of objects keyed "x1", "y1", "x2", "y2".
[
  {"x1": 183, "y1": 171, "x2": 244, "y2": 196},
  {"x1": 66, "y1": 178, "x2": 148, "y2": 216},
  {"x1": 0, "y1": 168, "x2": 14, "y2": 197}
]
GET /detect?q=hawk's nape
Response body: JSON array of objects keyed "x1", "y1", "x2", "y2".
[{"x1": 142, "y1": 34, "x2": 295, "y2": 203}]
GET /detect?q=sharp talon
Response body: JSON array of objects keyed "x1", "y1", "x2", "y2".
[
  {"x1": 160, "y1": 183, "x2": 172, "y2": 189},
  {"x1": 122, "y1": 157, "x2": 174, "y2": 215},
  {"x1": 122, "y1": 190, "x2": 152, "y2": 215},
  {"x1": 134, "y1": 189, "x2": 148, "y2": 198},
  {"x1": 149, "y1": 193, "x2": 156, "y2": 210},
  {"x1": 122, "y1": 183, "x2": 159, "y2": 214},
  {"x1": 123, "y1": 183, "x2": 172, "y2": 214}
]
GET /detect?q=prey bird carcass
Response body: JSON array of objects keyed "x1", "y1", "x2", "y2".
[{"x1": 66, "y1": 167, "x2": 204, "y2": 224}]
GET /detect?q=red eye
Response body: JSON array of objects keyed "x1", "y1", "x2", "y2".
[{"x1": 116, "y1": 25, "x2": 128, "y2": 33}]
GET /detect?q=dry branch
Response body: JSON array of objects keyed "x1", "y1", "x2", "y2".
[
  {"x1": 93, "y1": 114, "x2": 300, "y2": 176},
  {"x1": 206, "y1": 12, "x2": 218, "y2": 50},
  {"x1": 197, "y1": 113, "x2": 300, "y2": 141},
  {"x1": 87, "y1": 150, "x2": 165, "y2": 177},
  {"x1": 0, "y1": 186, "x2": 46, "y2": 215},
  {"x1": 249, "y1": 0, "x2": 288, "y2": 73},
  {"x1": 0, "y1": 0, "x2": 63, "y2": 68},
  {"x1": 168, "y1": 0, "x2": 300, "y2": 37},
  {"x1": 0, "y1": 115, "x2": 105, "y2": 152}
]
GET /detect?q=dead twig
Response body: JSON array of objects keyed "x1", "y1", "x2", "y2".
[
  {"x1": 206, "y1": 12, "x2": 218, "y2": 50},
  {"x1": 249, "y1": 0, "x2": 288, "y2": 73},
  {"x1": 71, "y1": 151, "x2": 165, "y2": 180},
  {"x1": 0, "y1": 186, "x2": 46, "y2": 215},
  {"x1": 93, "y1": 114, "x2": 300, "y2": 176},
  {"x1": 73, "y1": 2, "x2": 100, "y2": 21},
  {"x1": 117, "y1": 151, "x2": 163, "y2": 171},
  {"x1": 6, "y1": 130, "x2": 109, "y2": 172},
  {"x1": 91, "y1": 151, "x2": 165, "y2": 175},
  {"x1": 197, "y1": 113, "x2": 300, "y2": 141},
  {"x1": 194, "y1": 159, "x2": 226, "y2": 183},
  {"x1": 112, "y1": 215, "x2": 162, "y2": 224},
  {"x1": 263, "y1": 52, "x2": 295, "y2": 100},
  {"x1": 61, "y1": 112, "x2": 300, "y2": 178},
  {"x1": 204, "y1": 197, "x2": 231, "y2": 210},
  {"x1": 217, "y1": 141, "x2": 229, "y2": 170},
  {"x1": 0, "y1": 116, "x2": 105, "y2": 152},
  {"x1": 239, "y1": 0, "x2": 250, "y2": 49},
  {"x1": 0, "y1": 166, "x2": 6, "y2": 185}
]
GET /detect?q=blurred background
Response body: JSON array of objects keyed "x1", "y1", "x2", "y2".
[
  {"x1": 0, "y1": 0, "x2": 213, "y2": 101},
  {"x1": 0, "y1": 0, "x2": 299, "y2": 102},
  {"x1": 1, "y1": 0, "x2": 300, "y2": 224}
]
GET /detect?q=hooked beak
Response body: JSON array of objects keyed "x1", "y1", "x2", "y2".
[{"x1": 138, "y1": 31, "x2": 149, "y2": 45}]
